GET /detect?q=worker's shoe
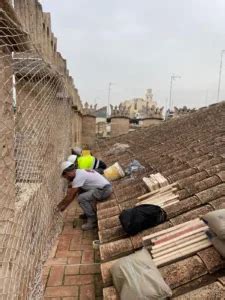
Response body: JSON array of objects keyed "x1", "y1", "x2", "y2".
[
  {"x1": 81, "y1": 217, "x2": 97, "y2": 231},
  {"x1": 79, "y1": 213, "x2": 87, "y2": 220}
]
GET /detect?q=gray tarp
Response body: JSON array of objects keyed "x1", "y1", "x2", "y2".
[
  {"x1": 203, "y1": 209, "x2": 225, "y2": 239},
  {"x1": 207, "y1": 230, "x2": 225, "y2": 258}
]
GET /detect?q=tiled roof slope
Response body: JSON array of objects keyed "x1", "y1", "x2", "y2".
[{"x1": 94, "y1": 102, "x2": 225, "y2": 299}]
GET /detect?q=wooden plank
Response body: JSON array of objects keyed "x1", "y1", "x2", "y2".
[
  {"x1": 152, "y1": 233, "x2": 207, "y2": 258},
  {"x1": 142, "y1": 218, "x2": 201, "y2": 243},
  {"x1": 151, "y1": 231, "x2": 204, "y2": 254},
  {"x1": 153, "y1": 240, "x2": 211, "y2": 267},
  {"x1": 152, "y1": 225, "x2": 208, "y2": 250},
  {"x1": 138, "y1": 194, "x2": 178, "y2": 206},
  {"x1": 162, "y1": 199, "x2": 180, "y2": 208},
  {"x1": 140, "y1": 189, "x2": 176, "y2": 202},
  {"x1": 152, "y1": 222, "x2": 206, "y2": 244},
  {"x1": 137, "y1": 185, "x2": 177, "y2": 200}
]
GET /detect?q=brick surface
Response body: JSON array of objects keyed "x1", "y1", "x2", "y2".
[
  {"x1": 67, "y1": 257, "x2": 81, "y2": 264},
  {"x1": 56, "y1": 250, "x2": 82, "y2": 258},
  {"x1": 57, "y1": 235, "x2": 73, "y2": 251},
  {"x1": 81, "y1": 238, "x2": 93, "y2": 245},
  {"x1": 64, "y1": 274, "x2": 94, "y2": 285},
  {"x1": 81, "y1": 251, "x2": 94, "y2": 264},
  {"x1": 80, "y1": 284, "x2": 95, "y2": 300},
  {"x1": 65, "y1": 265, "x2": 80, "y2": 275},
  {"x1": 62, "y1": 225, "x2": 78, "y2": 235},
  {"x1": 47, "y1": 266, "x2": 64, "y2": 286},
  {"x1": 45, "y1": 286, "x2": 78, "y2": 297},
  {"x1": 43, "y1": 266, "x2": 50, "y2": 276},
  {"x1": 70, "y1": 235, "x2": 87, "y2": 250},
  {"x1": 80, "y1": 264, "x2": 100, "y2": 274},
  {"x1": 45, "y1": 258, "x2": 67, "y2": 266},
  {"x1": 70, "y1": 243, "x2": 93, "y2": 251},
  {"x1": 44, "y1": 203, "x2": 99, "y2": 299}
]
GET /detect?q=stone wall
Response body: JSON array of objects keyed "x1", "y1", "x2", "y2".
[
  {"x1": 141, "y1": 118, "x2": 163, "y2": 127},
  {"x1": 0, "y1": 48, "x2": 17, "y2": 298},
  {"x1": 0, "y1": 1, "x2": 82, "y2": 298},
  {"x1": 72, "y1": 110, "x2": 83, "y2": 147},
  {"x1": 111, "y1": 117, "x2": 130, "y2": 137},
  {"x1": 82, "y1": 115, "x2": 96, "y2": 147}
]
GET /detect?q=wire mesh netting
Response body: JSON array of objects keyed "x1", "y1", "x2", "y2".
[{"x1": 0, "y1": 4, "x2": 76, "y2": 299}]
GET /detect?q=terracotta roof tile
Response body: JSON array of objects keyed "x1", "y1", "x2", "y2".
[
  {"x1": 196, "y1": 183, "x2": 225, "y2": 204},
  {"x1": 97, "y1": 206, "x2": 120, "y2": 220},
  {"x1": 160, "y1": 256, "x2": 207, "y2": 289},
  {"x1": 205, "y1": 162, "x2": 225, "y2": 176},
  {"x1": 210, "y1": 197, "x2": 225, "y2": 210},
  {"x1": 197, "y1": 247, "x2": 225, "y2": 273},
  {"x1": 97, "y1": 199, "x2": 118, "y2": 210},
  {"x1": 103, "y1": 286, "x2": 119, "y2": 300},
  {"x1": 101, "y1": 260, "x2": 118, "y2": 285},
  {"x1": 93, "y1": 102, "x2": 225, "y2": 297},
  {"x1": 172, "y1": 271, "x2": 225, "y2": 297},
  {"x1": 164, "y1": 196, "x2": 201, "y2": 219},
  {"x1": 218, "y1": 276, "x2": 225, "y2": 286},
  {"x1": 170, "y1": 205, "x2": 213, "y2": 226},
  {"x1": 100, "y1": 238, "x2": 133, "y2": 261},
  {"x1": 177, "y1": 171, "x2": 208, "y2": 188},
  {"x1": 173, "y1": 281, "x2": 225, "y2": 299},
  {"x1": 99, "y1": 226, "x2": 126, "y2": 243},
  {"x1": 98, "y1": 216, "x2": 120, "y2": 231}
]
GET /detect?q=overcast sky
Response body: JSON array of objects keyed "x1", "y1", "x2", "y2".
[{"x1": 41, "y1": 0, "x2": 225, "y2": 109}]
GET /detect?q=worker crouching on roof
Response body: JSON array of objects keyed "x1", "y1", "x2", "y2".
[
  {"x1": 68, "y1": 152, "x2": 107, "y2": 175},
  {"x1": 58, "y1": 161, "x2": 112, "y2": 230}
]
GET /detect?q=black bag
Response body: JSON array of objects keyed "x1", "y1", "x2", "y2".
[
  {"x1": 119, "y1": 204, "x2": 167, "y2": 236},
  {"x1": 98, "y1": 160, "x2": 107, "y2": 170}
]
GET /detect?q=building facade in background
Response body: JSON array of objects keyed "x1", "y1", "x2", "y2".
[{"x1": 122, "y1": 89, "x2": 159, "y2": 119}]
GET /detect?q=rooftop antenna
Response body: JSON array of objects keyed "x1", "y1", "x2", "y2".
[
  {"x1": 107, "y1": 82, "x2": 115, "y2": 116},
  {"x1": 217, "y1": 50, "x2": 225, "y2": 102},
  {"x1": 169, "y1": 74, "x2": 181, "y2": 110}
]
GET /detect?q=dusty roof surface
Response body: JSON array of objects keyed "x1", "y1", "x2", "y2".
[{"x1": 94, "y1": 102, "x2": 225, "y2": 299}]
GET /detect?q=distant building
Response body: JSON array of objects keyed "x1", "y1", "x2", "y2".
[{"x1": 121, "y1": 89, "x2": 161, "y2": 119}]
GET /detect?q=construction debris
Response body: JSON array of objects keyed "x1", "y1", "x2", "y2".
[
  {"x1": 143, "y1": 218, "x2": 211, "y2": 267},
  {"x1": 124, "y1": 159, "x2": 145, "y2": 175},
  {"x1": 106, "y1": 143, "x2": 130, "y2": 156}
]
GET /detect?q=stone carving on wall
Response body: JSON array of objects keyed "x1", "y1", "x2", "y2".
[
  {"x1": 174, "y1": 106, "x2": 196, "y2": 116},
  {"x1": 110, "y1": 103, "x2": 131, "y2": 118},
  {"x1": 82, "y1": 102, "x2": 97, "y2": 116},
  {"x1": 141, "y1": 103, "x2": 164, "y2": 119}
]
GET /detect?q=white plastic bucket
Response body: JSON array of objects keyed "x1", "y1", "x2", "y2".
[{"x1": 104, "y1": 162, "x2": 125, "y2": 181}]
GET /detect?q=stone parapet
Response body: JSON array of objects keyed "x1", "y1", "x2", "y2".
[
  {"x1": 110, "y1": 116, "x2": 130, "y2": 137},
  {"x1": 82, "y1": 115, "x2": 96, "y2": 147},
  {"x1": 141, "y1": 117, "x2": 163, "y2": 127}
]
